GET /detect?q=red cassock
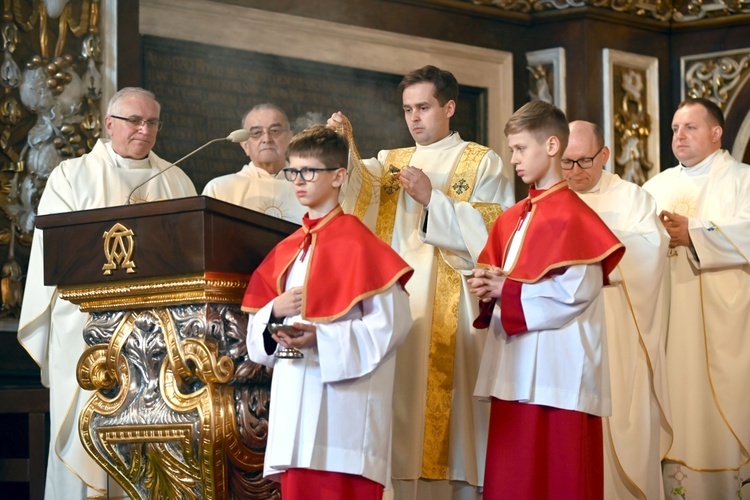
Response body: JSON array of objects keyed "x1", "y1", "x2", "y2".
[
  {"x1": 475, "y1": 182, "x2": 624, "y2": 500},
  {"x1": 242, "y1": 205, "x2": 413, "y2": 500}
]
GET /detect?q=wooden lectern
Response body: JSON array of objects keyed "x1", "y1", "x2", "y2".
[{"x1": 36, "y1": 196, "x2": 299, "y2": 499}]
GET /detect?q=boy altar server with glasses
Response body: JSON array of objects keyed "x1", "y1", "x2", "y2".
[
  {"x1": 242, "y1": 125, "x2": 414, "y2": 500},
  {"x1": 468, "y1": 101, "x2": 624, "y2": 499}
]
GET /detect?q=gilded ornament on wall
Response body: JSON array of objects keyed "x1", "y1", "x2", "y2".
[
  {"x1": 460, "y1": 0, "x2": 750, "y2": 22},
  {"x1": 683, "y1": 51, "x2": 750, "y2": 112},
  {"x1": 603, "y1": 49, "x2": 659, "y2": 184},
  {"x1": 613, "y1": 68, "x2": 653, "y2": 185},
  {"x1": 0, "y1": 0, "x2": 101, "y2": 316}
]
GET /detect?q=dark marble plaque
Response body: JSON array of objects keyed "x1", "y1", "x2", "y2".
[{"x1": 142, "y1": 35, "x2": 486, "y2": 192}]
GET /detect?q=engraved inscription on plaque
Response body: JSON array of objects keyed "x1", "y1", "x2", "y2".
[{"x1": 143, "y1": 36, "x2": 486, "y2": 192}]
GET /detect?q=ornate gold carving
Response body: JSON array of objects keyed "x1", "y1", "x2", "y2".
[
  {"x1": 684, "y1": 51, "x2": 750, "y2": 112},
  {"x1": 99, "y1": 425, "x2": 201, "y2": 500},
  {"x1": 454, "y1": 0, "x2": 750, "y2": 22},
  {"x1": 613, "y1": 68, "x2": 653, "y2": 185},
  {"x1": 76, "y1": 304, "x2": 269, "y2": 499},
  {"x1": 59, "y1": 273, "x2": 250, "y2": 312},
  {"x1": 0, "y1": 0, "x2": 102, "y2": 315},
  {"x1": 102, "y1": 222, "x2": 136, "y2": 276}
]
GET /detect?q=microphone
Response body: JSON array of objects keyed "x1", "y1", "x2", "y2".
[{"x1": 126, "y1": 129, "x2": 252, "y2": 204}]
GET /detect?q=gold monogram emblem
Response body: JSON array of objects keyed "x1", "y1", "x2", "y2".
[{"x1": 102, "y1": 223, "x2": 136, "y2": 275}]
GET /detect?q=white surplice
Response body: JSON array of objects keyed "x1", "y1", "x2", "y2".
[
  {"x1": 246, "y1": 251, "x2": 412, "y2": 487},
  {"x1": 342, "y1": 132, "x2": 514, "y2": 500},
  {"x1": 17, "y1": 139, "x2": 196, "y2": 499},
  {"x1": 643, "y1": 150, "x2": 750, "y2": 498},
  {"x1": 202, "y1": 162, "x2": 307, "y2": 224},
  {"x1": 576, "y1": 171, "x2": 672, "y2": 500},
  {"x1": 474, "y1": 209, "x2": 610, "y2": 417}
]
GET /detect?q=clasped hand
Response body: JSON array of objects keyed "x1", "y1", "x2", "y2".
[
  {"x1": 272, "y1": 322, "x2": 317, "y2": 350},
  {"x1": 271, "y1": 287, "x2": 317, "y2": 348},
  {"x1": 659, "y1": 210, "x2": 691, "y2": 249},
  {"x1": 467, "y1": 266, "x2": 506, "y2": 303}
]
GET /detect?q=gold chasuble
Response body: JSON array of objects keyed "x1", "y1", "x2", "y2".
[{"x1": 366, "y1": 142, "x2": 500, "y2": 479}]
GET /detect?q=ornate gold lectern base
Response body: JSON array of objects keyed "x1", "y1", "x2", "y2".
[
  {"x1": 67, "y1": 277, "x2": 279, "y2": 499},
  {"x1": 37, "y1": 197, "x2": 298, "y2": 499}
]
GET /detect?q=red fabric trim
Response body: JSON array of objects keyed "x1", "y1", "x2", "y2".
[
  {"x1": 478, "y1": 181, "x2": 624, "y2": 285},
  {"x1": 242, "y1": 205, "x2": 413, "y2": 321},
  {"x1": 499, "y1": 279, "x2": 526, "y2": 335},
  {"x1": 280, "y1": 468, "x2": 384, "y2": 500},
  {"x1": 484, "y1": 398, "x2": 603, "y2": 500},
  {"x1": 473, "y1": 299, "x2": 496, "y2": 329}
]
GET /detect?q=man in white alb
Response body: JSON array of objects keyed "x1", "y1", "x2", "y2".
[
  {"x1": 203, "y1": 103, "x2": 305, "y2": 223},
  {"x1": 328, "y1": 65, "x2": 515, "y2": 500},
  {"x1": 18, "y1": 87, "x2": 196, "y2": 499},
  {"x1": 563, "y1": 120, "x2": 672, "y2": 500},
  {"x1": 643, "y1": 97, "x2": 750, "y2": 498}
]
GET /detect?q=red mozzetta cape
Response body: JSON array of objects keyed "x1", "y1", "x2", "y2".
[
  {"x1": 241, "y1": 205, "x2": 413, "y2": 322},
  {"x1": 474, "y1": 181, "x2": 625, "y2": 331}
]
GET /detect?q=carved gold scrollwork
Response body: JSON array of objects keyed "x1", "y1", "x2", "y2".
[
  {"x1": 684, "y1": 52, "x2": 750, "y2": 112},
  {"x1": 1, "y1": 1, "x2": 103, "y2": 318},
  {"x1": 158, "y1": 308, "x2": 233, "y2": 386},
  {"x1": 59, "y1": 273, "x2": 250, "y2": 312},
  {"x1": 99, "y1": 424, "x2": 201, "y2": 500},
  {"x1": 613, "y1": 68, "x2": 653, "y2": 185},
  {"x1": 457, "y1": 0, "x2": 750, "y2": 22},
  {"x1": 77, "y1": 307, "x2": 247, "y2": 499}
]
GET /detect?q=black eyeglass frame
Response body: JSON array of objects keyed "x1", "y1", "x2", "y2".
[
  {"x1": 283, "y1": 167, "x2": 342, "y2": 182},
  {"x1": 561, "y1": 146, "x2": 604, "y2": 170}
]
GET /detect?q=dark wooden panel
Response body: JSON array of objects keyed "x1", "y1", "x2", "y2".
[
  {"x1": 0, "y1": 386, "x2": 49, "y2": 500},
  {"x1": 117, "y1": 0, "x2": 140, "y2": 88},
  {"x1": 0, "y1": 328, "x2": 39, "y2": 381},
  {"x1": 36, "y1": 196, "x2": 299, "y2": 287},
  {"x1": 141, "y1": 35, "x2": 485, "y2": 193}
]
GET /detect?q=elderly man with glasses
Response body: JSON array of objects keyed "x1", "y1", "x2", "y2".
[
  {"x1": 202, "y1": 103, "x2": 306, "y2": 224},
  {"x1": 18, "y1": 86, "x2": 196, "y2": 499},
  {"x1": 562, "y1": 120, "x2": 672, "y2": 500}
]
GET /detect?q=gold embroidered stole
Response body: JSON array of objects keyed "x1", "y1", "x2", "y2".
[{"x1": 376, "y1": 142, "x2": 496, "y2": 479}]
